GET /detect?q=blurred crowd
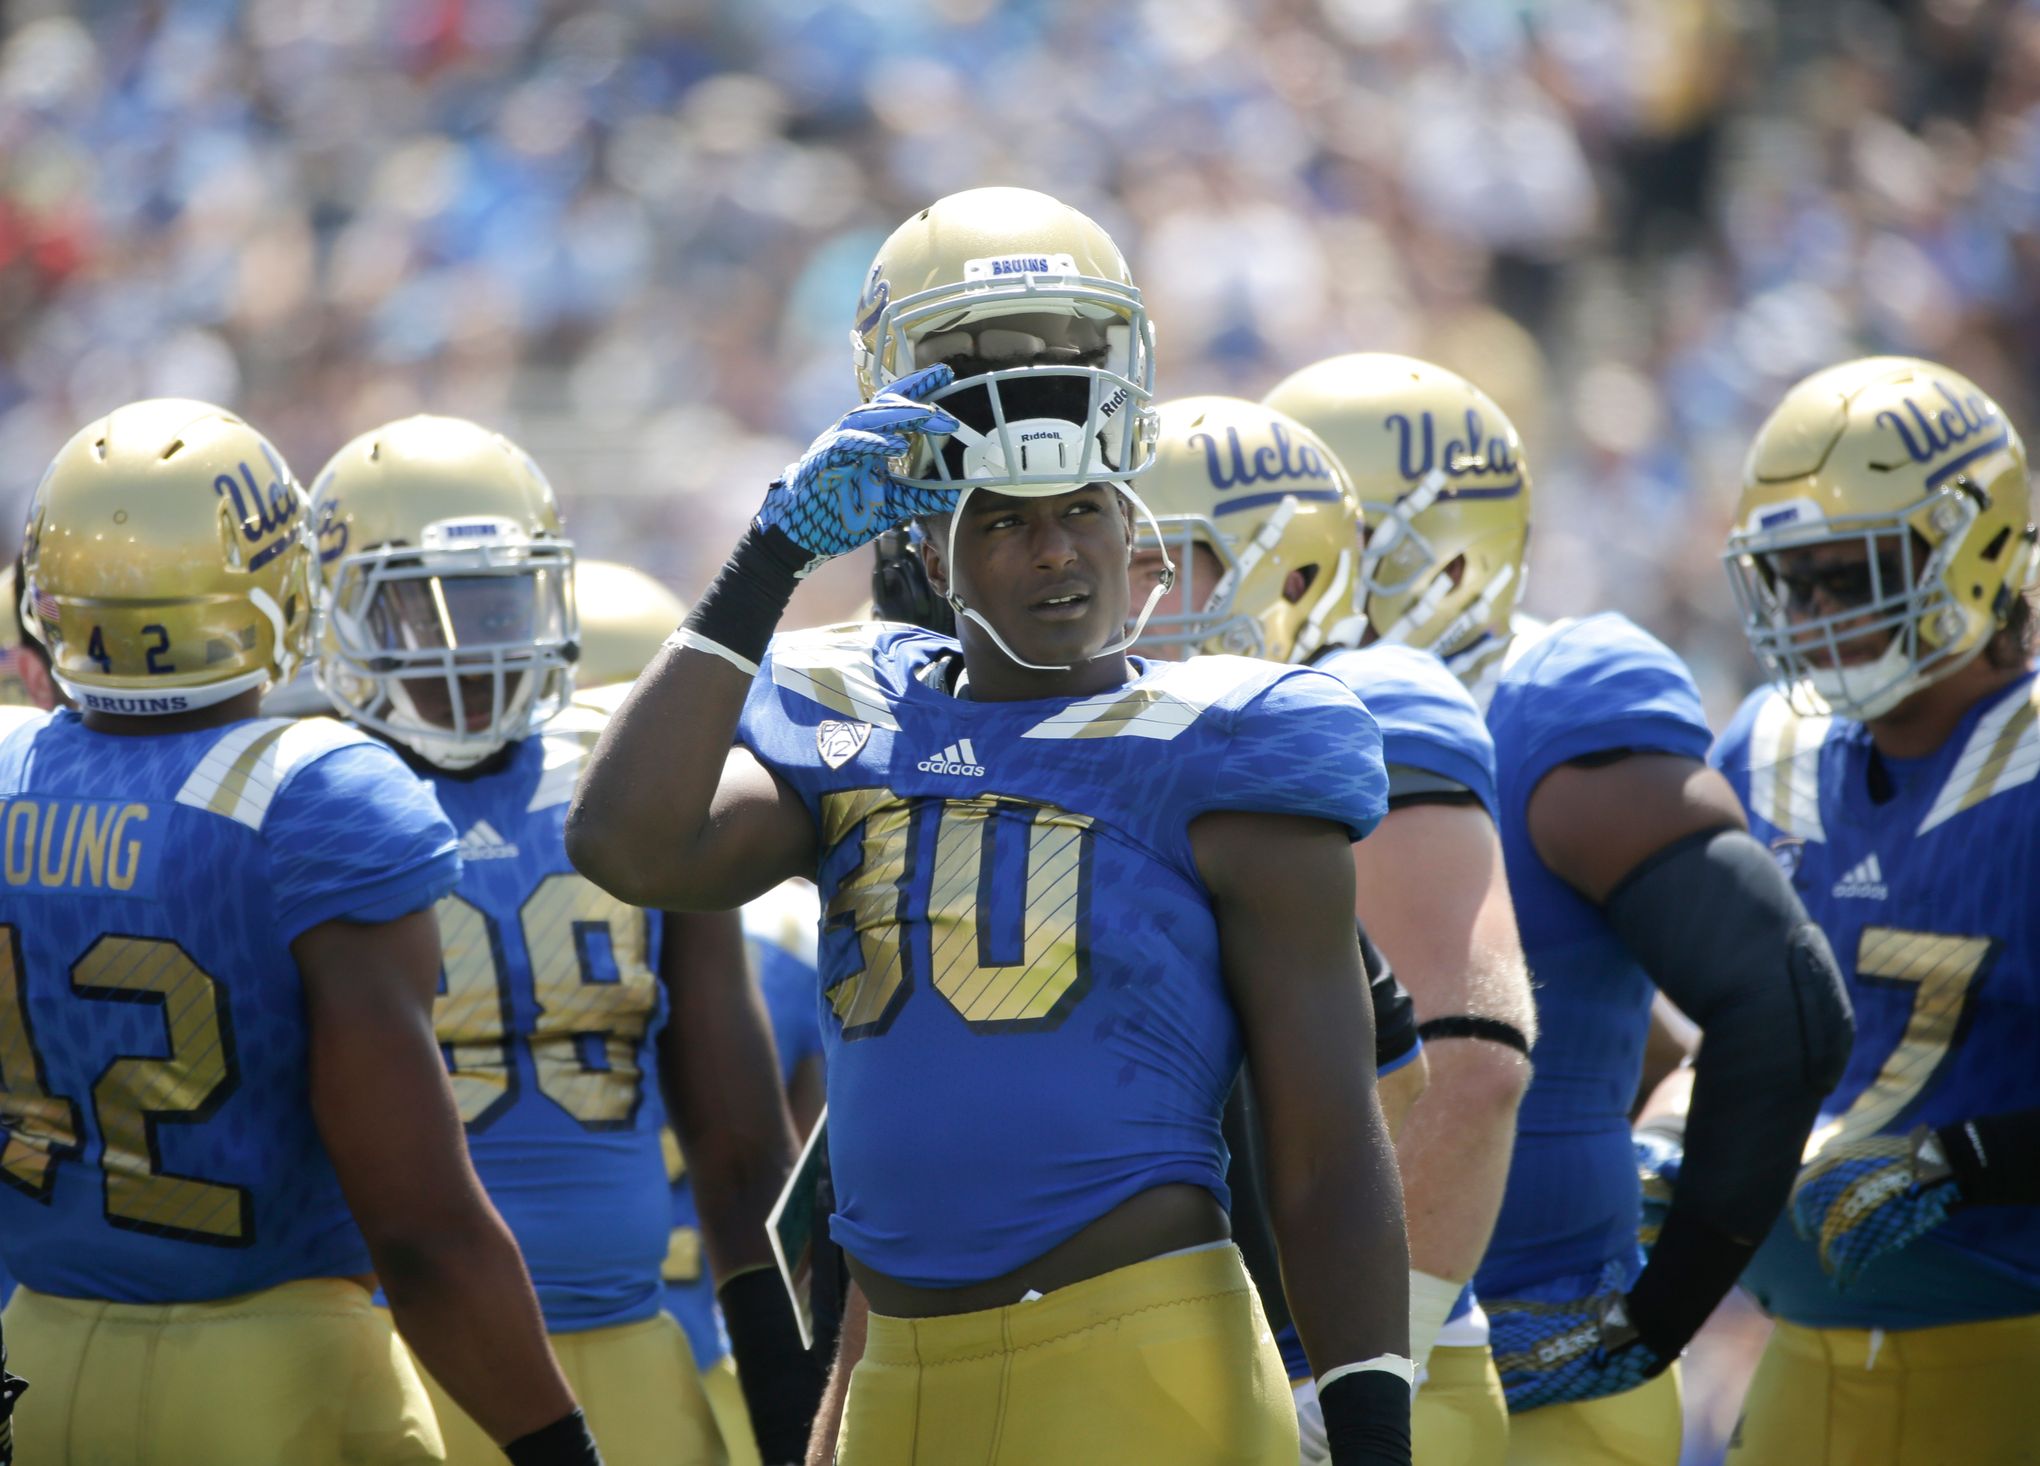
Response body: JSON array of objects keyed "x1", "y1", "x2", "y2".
[{"x1": 5, "y1": 0, "x2": 2040, "y2": 724}]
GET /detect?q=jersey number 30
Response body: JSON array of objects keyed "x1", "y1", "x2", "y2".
[{"x1": 821, "y1": 789, "x2": 1096, "y2": 1040}]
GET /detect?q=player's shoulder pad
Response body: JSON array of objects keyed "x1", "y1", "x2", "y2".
[
  {"x1": 523, "y1": 689, "x2": 623, "y2": 813},
  {"x1": 1316, "y1": 643, "x2": 1496, "y2": 811},
  {"x1": 174, "y1": 715, "x2": 382, "y2": 833},
  {"x1": 0, "y1": 704, "x2": 52, "y2": 747},
  {"x1": 757, "y1": 621, "x2": 935, "y2": 732},
  {"x1": 1492, "y1": 611, "x2": 1709, "y2": 760},
  {"x1": 1712, "y1": 682, "x2": 1831, "y2": 842}
]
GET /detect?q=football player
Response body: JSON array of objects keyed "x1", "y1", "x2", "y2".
[
  {"x1": 0, "y1": 399, "x2": 596, "y2": 1465},
  {"x1": 1711, "y1": 357, "x2": 2040, "y2": 1465},
  {"x1": 311, "y1": 418, "x2": 814, "y2": 1465},
  {"x1": 1130, "y1": 394, "x2": 1534, "y2": 1466},
  {"x1": 1269, "y1": 355, "x2": 1854, "y2": 1466},
  {"x1": 569, "y1": 186, "x2": 1415, "y2": 1465}
]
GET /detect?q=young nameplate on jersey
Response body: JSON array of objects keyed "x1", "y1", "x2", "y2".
[
  {"x1": 1271, "y1": 355, "x2": 1853, "y2": 1466},
  {"x1": 1711, "y1": 356, "x2": 2040, "y2": 1466},
  {"x1": 0, "y1": 399, "x2": 597, "y2": 1466},
  {"x1": 312, "y1": 416, "x2": 812, "y2": 1466},
  {"x1": 569, "y1": 187, "x2": 1415, "y2": 1466},
  {"x1": 1131, "y1": 394, "x2": 1533, "y2": 1466}
]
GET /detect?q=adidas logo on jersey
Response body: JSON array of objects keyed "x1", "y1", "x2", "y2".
[
  {"x1": 459, "y1": 820, "x2": 521, "y2": 861},
  {"x1": 1831, "y1": 853, "x2": 1888, "y2": 900},
  {"x1": 916, "y1": 739, "x2": 986, "y2": 778}
]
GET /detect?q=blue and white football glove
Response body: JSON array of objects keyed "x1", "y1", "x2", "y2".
[
  {"x1": 1487, "y1": 1271, "x2": 1668, "y2": 1413},
  {"x1": 1789, "y1": 1129, "x2": 1961, "y2": 1290},
  {"x1": 1634, "y1": 1124, "x2": 1683, "y2": 1252},
  {"x1": 756, "y1": 364, "x2": 962, "y2": 571}
]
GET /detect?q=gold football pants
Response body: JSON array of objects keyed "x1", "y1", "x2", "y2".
[
  {"x1": 1503, "y1": 1363, "x2": 1682, "y2": 1466},
  {"x1": 1725, "y1": 1313, "x2": 2040, "y2": 1466},
  {"x1": 416, "y1": 1309, "x2": 728, "y2": 1466},
  {"x1": 840, "y1": 1244, "x2": 1297, "y2": 1465},
  {"x1": 1416, "y1": 1343, "x2": 1509, "y2": 1466},
  {"x1": 4, "y1": 1278, "x2": 443, "y2": 1464}
]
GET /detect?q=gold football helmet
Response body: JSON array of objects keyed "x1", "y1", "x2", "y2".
[
  {"x1": 1132, "y1": 396, "x2": 1363, "y2": 663},
  {"x1": 575, "y1": 559, "x2": 684, "y2": 690},
  {"x1": 1726, "y1": 357, "x2": 2037, "y2": 719},
  {"x1": 22, "y1": 398, "x2": 313, "y2": 716},
  {"x1": 310, "y1": 415, "x2": 577, "y2": 769},
  {"x1": 1263, "y1": 354, "x2": 1531, "y2": 683},
  {"x1": 854, "y1": 185, "x2": 1158, "y2": 495}
]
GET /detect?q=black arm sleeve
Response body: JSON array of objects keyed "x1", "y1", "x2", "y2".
[{"x1": 1604, "y1": 826, "x2": 1855, "y2": 1356}]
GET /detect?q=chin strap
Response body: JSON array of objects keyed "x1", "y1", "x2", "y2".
[{"x1": 942, "y1": 481, "x2": 1177, "y2": 673}]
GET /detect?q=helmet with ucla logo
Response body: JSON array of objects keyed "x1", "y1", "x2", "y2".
[
  {"x1": 22, "y1": 398, "x2": 313, "y2": 716},
  {"x1": 853, "y1": 186, "x2": 1158, "y2": 496},
  {"x1": 1726, "y1": 356, "x2": 2037, "y2": 719},
  {"x1": 1264, "y1": 354, "x2": 1531, "y2": 681},
  {"x1": 1132, "y1": 396, "x2": 1364, "y2": 663},
  {"x1": 310, "y1": 415, "x2": 577, "y2": 769}
]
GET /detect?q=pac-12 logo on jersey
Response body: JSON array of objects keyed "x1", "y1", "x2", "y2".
[{"x1": 817, "y1": 719, "x2": 872, "y2": 770}]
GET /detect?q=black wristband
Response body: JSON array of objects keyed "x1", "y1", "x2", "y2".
[
  {"x1": 1941, "y1": 1109, "x2": 2040, "y2": 1206},
  {"x1": 718, "y1": 1265, "x2": 826, "y2": 1463},
  {"x1": 502, "y1": 1408, "x2": 602, "y2": 1466},
  {"x1": 1414, "y1": 1014, "x2": 1532, "y2": 1056},
  {"x1": 1319, "y1": 1368, "x2": 1413, "y2": 1466},
  {"x1": 679, "y1": 525, "x2": 807, "y2": 672},
  {"x1": 1624, "y1": 1205, "x2": 1756, "y2": 1361}
]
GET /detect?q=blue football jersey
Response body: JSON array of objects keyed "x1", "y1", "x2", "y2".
[
  {"x1": 1474, "y1": 614, "x2": 1715, "y2": 1301},
  {"x1": 0, "y1": 708, "x2": 458, "y2": 1303},
  {"x1": 418, "y1": 710, "x2": 673, "y2": 1333},
  {"x1": 738, "y1": 624, "x2": 1386, "y2": 1287},
  {"x1": 1316, "y1": 642, "x2": 1499, "y2": 819},
  {"x1": 1714, "y1": 676, "x2": 2040, "y2": 1328}
]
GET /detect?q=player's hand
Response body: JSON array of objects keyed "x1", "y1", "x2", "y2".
[
  {"x1": 1789, "y1": 1127, "x2": 1961, "y2": 1289},
  {"x1": 756, "y1": 365, "x2": 962, "y2": 569},
  {"x1": 1291, "y1": 1376, "x2": 1329, "y2": 1465},
  {"x1": 1487, "y1": 1284, "x2": 1668, "y2": 1412},
  {"x1": 1634, "y1": 1125, "x2": 1683, "y2": 1252}
]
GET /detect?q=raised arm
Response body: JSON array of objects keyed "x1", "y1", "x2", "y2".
[
  {"x1": 566, "y1": 367, "x2": 959, "y2": 912},
  {"x1": 1352, "y1": 800, "x2": 1532, "y2": 1376},
  {"x1": 297, "y1": 910, "x2": 597, "y2": 1462},
  {"x1": 1196, "y1": 809, "x2": 1412, "y2": 1466}
]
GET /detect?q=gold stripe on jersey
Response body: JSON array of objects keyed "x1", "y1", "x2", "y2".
[
  {"x1": 927, "y1": 797, "x2": 1091, "y2": 1028},
  {"x1": 819, "y1": 787, "x2": 912, "y2": 1035},
  {"x1": 173, "y1": 715, "x2": 368, "y2": 832},
  {"x1": 1019, "y1": 657, "x2": 1243, "y2": 742},
  {"x1": 1917, "y1": 679, "x2": 2040, "y2": 835},
  {"x1": 769, "y1": 628, "x2": 901, "y2": 731},
  {"x1": 1748, "y1": 690, "x2": 1830, "y2": 841}
]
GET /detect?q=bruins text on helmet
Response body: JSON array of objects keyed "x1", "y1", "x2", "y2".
[
  {"x1": 1726, "y1": 356, "x2": 2038, "y2": 720},
  {"x1": 22, "y1": 398, "x2": 314, "y2": 717},
  {"x1": 310, "y1": 414, "x2": 578, "y2": 770},
  {"x1": 1265, "y1": 353, "x2": 1531, "y2": 696},
  {"x1": 1130, "y1": 395, "x2": 1365, "y2": 664}
]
